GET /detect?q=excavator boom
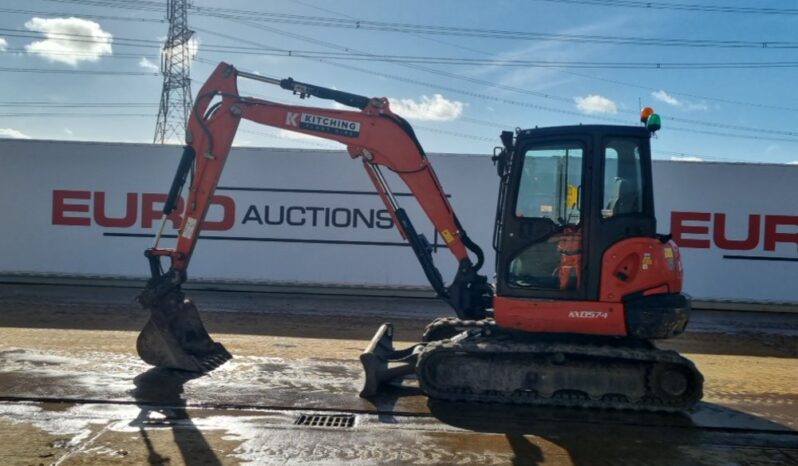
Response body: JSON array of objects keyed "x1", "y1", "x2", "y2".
[{"x1": 137, "y1": 62, "x2": 491, "y2": 372}]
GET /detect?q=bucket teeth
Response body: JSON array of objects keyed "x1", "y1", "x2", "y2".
[{"x1": 137, "y1": 293, "x2": 231, "y2": 373}]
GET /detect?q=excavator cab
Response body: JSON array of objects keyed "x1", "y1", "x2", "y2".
[
  {"x1": 491, "y1": 125, "x2": 690, "y2": 339},
  {"x1": 495, "y1": 125, "x2": 654, "y2": 298}
]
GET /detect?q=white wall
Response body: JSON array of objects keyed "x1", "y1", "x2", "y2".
[{"x1": 1, "y1": 139, "x2": 796, "y2": 303}]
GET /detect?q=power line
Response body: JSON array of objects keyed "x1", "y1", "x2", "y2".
[
  {"x1": 191, "y1": 51, "x2": 798, "y2": 69},
  {"x1": 0, "y1": 100, "x2": 158, "y2": 108},
  {"x1": 11, "y1": 6, "x2": 797, "y2": 111},
  {"x1": 0, "y1": 28, "x2": 164, "y2": 47},
  {"x1": 18, "y1": 19, "x2": 797, "y2": 142},
  {"x1": 41, "y1": 0, "x2": 163, "y2": 11},
  {"x1": 193, "y1": 72, "x2": 790, "y2": 161},
  {"x1": 204, "y1": 15, "x2": 798, "y2": 136},
  {"x1": 283, "y1": 1, "x2": 798, "y2": 114},
  {"x1": 0, "y1": 7, "x2": 163, "y2": 23},
  {"x1": 39, "y1": 0, "x2": 798, "y2": 49},
  {"x1": 190, "y1": 8, "x2": 798, "y2": 49},
  {"x1": 0, "y1": 67, "x2": 158, "y2": 76},
  {"x1": 195, "y1": 21, "x2": 798, "y2": 143},
  {"x1": 0, "y1": 112, "x2": 153, "y2": 117},
  {"x1": 0, "y1": 101, "x2": 158, "y2": 107},
  {"x1": 560, "y1": 69, "x2": 798, "y2": 113},
  {"x1": 16, "y1": 1, "x2": 798, "y2": 146},
  {"x1": 533, "y1": 0, "x2": 798, "y2": 15},
  {"x1": 7, "y1": 28, "x2": 798, "y2": 70},
  {"x1": 290, "y1": 0, "x2": 495, "y2": 58},
  {"x1": 9, "y1": 27, "x2": 796, "y2": 70},
  {"x1": 1, "y1": 48, "x2": 158, "y2": 60},
  {"x1": 285, "y1": 0, "x2": 798, "y2": 119}
]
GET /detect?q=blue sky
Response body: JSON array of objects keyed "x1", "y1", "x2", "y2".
[{"x1": 0, "y1": 0, "x2": 796, "y2": 163}]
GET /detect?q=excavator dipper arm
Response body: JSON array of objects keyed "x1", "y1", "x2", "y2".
[{"x1": 137, "y1": 62, "x2": 491, "y2": 372}]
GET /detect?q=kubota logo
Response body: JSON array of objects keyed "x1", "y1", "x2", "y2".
[{"x1": 568, "y1": 311, "x2": 609, "y2": 319}]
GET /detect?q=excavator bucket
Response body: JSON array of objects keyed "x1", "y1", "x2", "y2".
[
  {"x1": 137, "y1": 292, "x2": 231, "y2": 373},
  {"x1": 359, "y1": 323, "x2": 422, "y2": 397}
]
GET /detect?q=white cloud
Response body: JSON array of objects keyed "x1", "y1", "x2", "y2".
[
  {"x1": 64, "y1": 128, "x2": 73, "y2": 136},
  {"x1": 652, "y1": 90, "x2": 680, "y2": 107},
  {"x1": 574, "y1": 95, "x2": 618, "y2": 114},
  {"x1": 787, "y1": 161, "x2": 798, "y2": 165},
  {"x1": 651, "y1": 89, "x2": 707, "y2": 111},
  {"x1": 670, "y1": 155, "x2": 703, "y2": 162},
  {"x1": 0, "y1": 128, "x2": 31, "y2": 139},
  {"x1": 0, "y1": 37, "x2": 7, "y2": 51},
  {"x1": 388, "y1": 94, "x2": 464, "y2": 121},
  {"x1": 24, "y1": 17, "x2": 112, "y2": 65},
  {"x1": 138, "y1": 57, "x2": 159, "y2": 72}
]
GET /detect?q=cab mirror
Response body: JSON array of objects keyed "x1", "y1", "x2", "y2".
[
  {"x1": 492, "y1": 130, "x2": 515, "y2": 177},
  {"x1": 492, "y1": 147, "x2": 507, "y2": 177}
]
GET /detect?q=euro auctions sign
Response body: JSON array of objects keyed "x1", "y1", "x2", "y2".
[
  {"x1": 1, "y1": 139, "x2": 796, "y2": 303},
  {"x1": 51, "y1": 190, "x2": 236, "y2": 230},
  {"x1": 652, "y1": 160, "x2": 797, "y2": 302},
  {"x1": 50, "y1": 189, "x2": 399, "y2": 241},
  {"x1": 1, "y1": 139, "x2": 469, "y2": 288},
  {"x1": 671, "y1": 211, "x2": 796, "y2": 253}
]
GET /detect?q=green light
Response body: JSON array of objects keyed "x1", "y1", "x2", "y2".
[{"x1": 646, "y1": 113, "x2": 662, "y2": 132}]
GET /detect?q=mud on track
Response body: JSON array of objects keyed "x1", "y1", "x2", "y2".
[{"x1": 0, "y1": 284, "x2": 796, "y2": 465}]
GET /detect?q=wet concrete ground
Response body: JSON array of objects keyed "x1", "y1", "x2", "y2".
[{"x1": 0, "y1": 283, "x2": 796, "y2": 465}]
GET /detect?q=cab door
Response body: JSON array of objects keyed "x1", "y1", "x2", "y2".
[{"x1": 494, "y1": 131, "x2": 595, "y2": 301}]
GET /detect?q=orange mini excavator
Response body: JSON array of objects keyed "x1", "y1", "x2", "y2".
[{"x1": 137, "y1": 62, "x2": 703, "y2": 411}]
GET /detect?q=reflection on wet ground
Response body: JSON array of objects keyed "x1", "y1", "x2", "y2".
[
  {"x1": 1, "y1": 344, "x2": 795, "y2": 465},
  {"x1": 0, "y1": 285, "x2": 796, "y2": 464},
  {"x1": 131, "y1": 369, "x2": 224, "y2": 466},
  {"x1": 427, "y1": 399, "x2": 798, "y2": 466}
]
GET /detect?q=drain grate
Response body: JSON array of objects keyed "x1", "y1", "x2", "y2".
[{"x1": 294, "y1": 413, "x2": 355, "y2": 429}]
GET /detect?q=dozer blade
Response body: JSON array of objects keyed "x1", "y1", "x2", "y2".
[
  {"x1": 137, "y1": 293, "x2": 231, "y2": 373},
  {"x1": 359, "y1": 323, "x2": 422, "y2": 397}
]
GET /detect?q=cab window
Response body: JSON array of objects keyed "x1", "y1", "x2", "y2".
[
  {"x1": 509, "y1": 142, "x2": 584, "y2": 291},
  {"x1": 515, "y1": 143, "x2": 583, "y2": 226},
  {"x1": 602, "y1": 138, "x2": 644, "y2": 219}
]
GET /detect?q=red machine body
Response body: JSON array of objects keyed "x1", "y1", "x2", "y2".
[{"x1": 137, "y1": 63, "x2": 698, "y2": 407}]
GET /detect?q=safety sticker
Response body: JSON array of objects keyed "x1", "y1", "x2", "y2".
[
  {"x1": 182, "y1": 217, "x2": 197, "y2": 239},
  {"x1": 441, "y1": 229, "x2": 455, "y2": 243},
  {"x1": 664, "y1": 247, "x2": 675, "y2": 270},
  {"x1": 540, "y1": 204, "x2": 553, "y2": 213},
  {"x1": 642, "y1": 252, "x2": 653, "y2": 270}
]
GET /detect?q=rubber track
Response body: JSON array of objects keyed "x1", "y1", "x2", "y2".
[
  {"x1": 421, "y1": 317, "x2": 495, "y2": 341},
  {"x1": 416, "y1": 330, "x2": 704, "y2": 413}
]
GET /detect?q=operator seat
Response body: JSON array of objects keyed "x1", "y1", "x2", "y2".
[{"x1": 607, "y1": 177, "x2": 639, "y2": 216}]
